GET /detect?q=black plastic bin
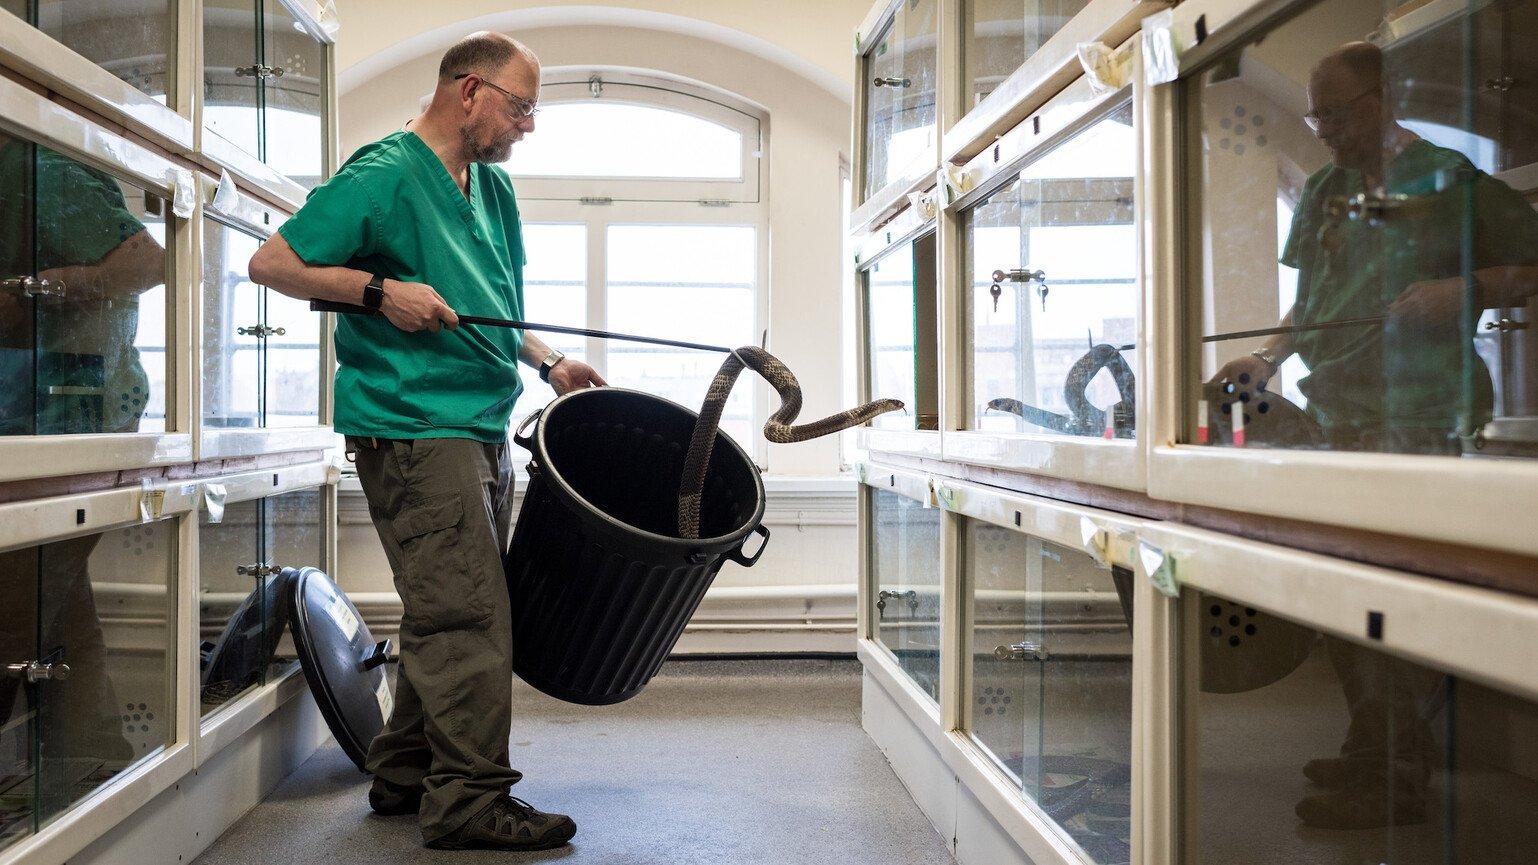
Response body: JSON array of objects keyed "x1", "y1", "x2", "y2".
[{"x1": 506, "y1": 387, "x2": 770, "y2": 705}]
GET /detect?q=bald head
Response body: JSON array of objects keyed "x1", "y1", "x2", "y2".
[
  {"x1": 438, "y1": 31, "x2": 538, "y2": 82},
  {"x1": 1311, "y1": 41, "x2": 1382, "y2": 93}
]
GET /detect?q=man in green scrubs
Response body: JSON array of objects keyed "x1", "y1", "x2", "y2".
[
  {"x1": 1213, "y1": 42, "x2": 1538, "y2": 831},
  {"x1": 249, "y1": 32, "x2": 602, "y2": 851}
]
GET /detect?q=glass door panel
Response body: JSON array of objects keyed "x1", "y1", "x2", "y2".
[
  {"x1": 0, "y1": 546, "x2": 40, "y2": 851},
  {"x1": 867, "y1": 242, "x2": 918, "y2": 431},
  {"x1": 5, "y1": 0, "x2": 175, "y2": 103},
  {"x1": 606, "y1": 224, "x2": 756, "y2": 447},
  {"x1": 260, "y1": 0, "x2": 325, "y2": 188},
  {"x1": 1192, "y1": 590, "x2": 1538, "y2": 864},
  {"x1": 199, "y1": 499, "x2": 262, "y2": 715},
  {"x1": 201, "y1": 219, "x2": 263, "y2": 432},
  {"x1": 262, "y1": 488, "x2": 322, "y2": 679},
  {"x1": 34, "y1": 520, "x2": 174, "y2": 830},
  {"x1": 203, "y1": 0, "x2": 261, "y2": 159},
  {"x1": 1, "y1": 141, "x2": 170, "y2": 437},
  {"x1": 1188, "y1": 0, "x2": 1538, "y2": 457},
  {"x1": 964, "y1": 102, "x2": 1137, "y2": 438},
  {"x1": 263, "y1": 289, "x2": 320, "y2": 427},
  {"x1": 862, "y1": 13, "x2": 904, "y2": 201},
  {"x1": 966, "y1": 519, "x2": 1043, "y2": 795},
  {"x1": 962, "y1": 0, "x2": 1093, "y2": 108},
  {"x1": 894, "y1": 0, "x2": 938, "y2": 175},
  {"x1": 870, "y1": 488, "x2": 942, "y2": 701}
]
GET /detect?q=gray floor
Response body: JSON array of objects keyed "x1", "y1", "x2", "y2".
[{"x1": 194, "y1": 658, "x2": 953, "y2": 865}]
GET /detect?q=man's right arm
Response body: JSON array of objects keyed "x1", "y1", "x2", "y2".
[{"x1": 249, "y1": 233, "x2": 459, "y2": 333}]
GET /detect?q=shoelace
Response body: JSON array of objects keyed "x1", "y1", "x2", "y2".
[{"x1": 498, "y1": 795, "x2": 545, "y2": 826}]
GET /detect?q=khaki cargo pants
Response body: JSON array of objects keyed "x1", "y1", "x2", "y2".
[{"x1": 348, "y1": 435, "x2": 520, "y2": 841}]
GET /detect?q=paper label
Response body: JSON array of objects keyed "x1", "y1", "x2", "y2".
[
  {"x1": 1080, "y1": 516, "x2": 1107, "y2": 564},
  {"x1": 327, "y1": 592, "x2": 361, "y2": 643},
  {"x1": 169, "y1": 168, "x2": 195, "y2": 218},
  {"x1": 211, "y1": 169, "x2": 240, "y2": 216},
  {"x1": 375, "y1": 676, "x2": 394, "y2": 720},
  {"x1": 1142, "y1": 11, "x2": 1182, "y2": 86}
]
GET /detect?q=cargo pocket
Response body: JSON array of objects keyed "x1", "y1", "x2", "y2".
[{"x1": 391, "y1": 492, "x2": 491, "y2": 634}]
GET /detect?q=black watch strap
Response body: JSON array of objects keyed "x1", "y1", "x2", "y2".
[{"x1": 363, "y1": 274, "x2": 386, "y2": 310}]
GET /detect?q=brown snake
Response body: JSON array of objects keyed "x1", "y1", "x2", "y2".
[{"x1": 677, "y1": 347, "x2": 905, "y2": 540}]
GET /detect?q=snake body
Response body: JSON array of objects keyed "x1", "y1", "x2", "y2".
[{"x1": 677, "y1": 347, "x2": 904, "y2": 539}]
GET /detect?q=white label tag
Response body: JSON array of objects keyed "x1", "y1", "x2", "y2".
[
  {"x1": 375, "y1": 676, "x2": 394, "y2": 720},
  {"x1": 1139, "y1": 540, "x2": 1180, "y2": 598},
  {"x1": 328, "y1": 592, "x2": 360, "y2": 642},
  {"x1": 1080, "y1": 516, "x2": 1107, "y2": 564}
]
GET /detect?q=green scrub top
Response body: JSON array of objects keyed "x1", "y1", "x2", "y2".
[
  {"x1": 279, "y1": 130, "x2": 527, "y2": 443},
  {"x1": 0, "y1": 142, "x2": 152, "y2": 435},
  {"x1": 1281, "y1": 138, "x2": 1538, "y2": 438}
]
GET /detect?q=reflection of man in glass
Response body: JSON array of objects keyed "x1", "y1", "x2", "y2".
[
  {"x1": 0, "y1": 141, "x2": 164, "y2": 825},
  {"x1": 0, "y1": 136, "x2": 165, "y2": 436},
  {"x1": 1214, "y1": 42, "x2": 1538, "y2": 454}
]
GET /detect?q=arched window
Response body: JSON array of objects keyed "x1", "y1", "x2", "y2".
[{"x1": 505, "y1": 72, "x2": 769, "y2": 462}]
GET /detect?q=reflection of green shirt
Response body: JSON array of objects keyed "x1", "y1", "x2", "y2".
[
  {"x1": 1281, "y1": 139, "x2": 1538, "y2": 435},
  {"x1": 279, "y1": 131, "x2": 526, "y2": 443},
  {"x1": 0, "y1": 143, "x2": 150, "y2": 435}
]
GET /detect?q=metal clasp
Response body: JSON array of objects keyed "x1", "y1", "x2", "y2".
[
  {"x1": 235, "y1": 64, "x2": 285, "y2": 80},
  {"x1": 1485, "y1": 318, "x2": 1530, "y2": 333},
  {"x1": 876, "y1": 589, "x2": 919, "y2": 613},
  {"x1": 1, "y1": 276, "x2": 67, "y2": 299},
  {"x1": 873, "y1": 77, "x2": 911, "y2": 88},
  {"x1": 237, "y1": 563, "x2": 281, "y2": 577},
  {"x1": 1323, "y1": 192, "x2": 1430, "y2": 228},
  {"x1": 993, "y1": 641, "x2": 1048, "y2": 662},
  {"x1": 6, "y1": 661, "x2": 71, "y2": 683},
  {"x1": 236, "y1": 324, "x2": 286, "y2": 338}
]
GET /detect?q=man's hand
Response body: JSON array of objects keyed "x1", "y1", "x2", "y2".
[
  {"x1": 1210, "y1": 353, "x2": 1275, "y2": 388},
  {"x1": 1388, "y1": 277, "x2": 1464, "y2": 332},
  {"x1": 381, "y1": 279, "x2": 459, "y2": 332},
  {"x1": 546, "y1": 358, "x2": 607, "y2": 395}
]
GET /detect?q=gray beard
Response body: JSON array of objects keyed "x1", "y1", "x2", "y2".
[{"x1": 461, "y1": 122, "x2": 513, "y2": 164}]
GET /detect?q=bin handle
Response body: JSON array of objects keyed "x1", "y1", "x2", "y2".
[
  {"x1": 513, "y1": 409, "x2": 542, "y2": 451},
  {"x1": 725, "y1": 523, "x2": 771, "y2": 568}
]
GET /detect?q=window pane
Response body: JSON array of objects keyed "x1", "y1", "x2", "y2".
[
  {"x1": 965, "y1": 103, "x2": 1138, "y2": 438},
  {"x1": 607, "y1": 225, "x2": 756, "y2": 449},
  {"x1": 264, "y1": 290, "x2": 320, "y2": 427},
  {"x1": 867, "y1": 242, "x2": 919, "y2": 430},
  {"x1": 506, "y1": 103, "x2": 743, "y2": 180},
  {"x1": 862, "y1": 0, "x2": 939, "y2": 200},
  {"x1": 261, "y1": 0, "x2": 325, "y2": 188},
  {"x1": 511, "y1": 224, "x2": 587, "y2": 436},
  {"x1": 0, "y1": 141, "x2": 169, "y2": 437},
  {"x1": 963, "y1": 0, "x2": 1092, "y2": 108},
  {"x1": 1188, "y1": 0, "x2": 1538, "y2": 458},
  {"x1": 199, "y1": 499, "x2": 261, "y2": 715},
  {"x1": 12, "y1": 0, "x2": 175, "y2": 103},
  {"x1": 201, "y1": 220, "x2": 262, "y2": 430},
  {"x1": 203, "y1": 0, "x2": 260, "y2": 158}
]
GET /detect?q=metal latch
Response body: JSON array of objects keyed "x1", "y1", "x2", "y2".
[
  {"x1": 873, "y1": 77, "x2": 911, "y2": 87},
  {"x1": 876, "y1": 589, "x2": 919, "y2": 613},
  {"x1": 235, "y1": 64, "x2": 286, "y2": 79},
  {"x1": 990, "y1": 268, "x2": 1049, "y2": 312},
  {"x1": 993, "y1": 641, "x2": 1049, "y2": 662},
  {"x1": 6, "y1": 661, "x2": 71, "y2": 683},
  {"x1": 237, "y1": 563, "x2": 282, "y2": 577},
  {"x1": 1485, "y1": 318, "x2": 1530, "y2": 333},
  {"x1": 579, "y1": 197, "x2": 613, "y2": 206},
  {"x1": 1, "y1": 276, "x2": 67, "y2": 298},
  {"x1": 237, "y1": 324, "x2": 286, "y2": 337}
]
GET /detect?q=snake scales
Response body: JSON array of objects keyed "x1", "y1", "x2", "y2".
[{"x1": 677, "y1": 347, "x2": 905, "y2": 540}]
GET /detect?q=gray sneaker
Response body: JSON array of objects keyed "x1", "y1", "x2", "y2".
[{"x1": 425, "y1": 794, "x2": 577, "y2": 851}]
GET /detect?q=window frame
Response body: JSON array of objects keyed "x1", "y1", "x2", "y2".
[{"x1": 507, "y1": 70, "x2": 763, "y2": 204}]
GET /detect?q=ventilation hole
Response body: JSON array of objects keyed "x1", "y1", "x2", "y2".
[
  {"x1": 1220, "y1": 117, "x2": 1232, "y2": 130},
  {"x1": 1209, "y1": 605, "x2": 1222, "y2": 617},
  {"x1": 1229, "y1": 636, "x2": 1241, "y2": 647},
  {"x1": 1210, "y1": 627, "x2": 1222, "y2": 637},
  {"x1": 1256, "y1": 135, "x2": 1268, "y2": 147},
  {"x1": 1234, "y1": 105, "x2": 1246, "y2": 117},
  {"x1": 1234, "y1": 124, "x2": 1247, "y2": 136},
  {"x1": 1238, "y1": 373, "x2": 1250, "y2": 385},
  {"x1": 1253, "y1": 115, "x2": 1265, "y2": 126},
  {"x1": 1234, "y1": 143, "x2": 1248, "y2": 156},
  {"x1": 1228, "y1": 616, "x2": 1239, "y2": 627},
  {"x1": 1258, "y1": 402, "x2": 1270, "y2": 414},
  {"x1": 1239, "y1": 392, "x2": 1250, "y2": 403},
  {"x1": 1245, "y1": 608, "x2": 1257, "y2": 616},
  {"x1": 1220, "y1": 138, "x2": 1232, "y2": 149},
  {"x1": 984, "y1": 707, "x2": 994, "y2": 716},
  {"x1": 1245, "y1": 624, "x2": 1257, "y2": 636}
]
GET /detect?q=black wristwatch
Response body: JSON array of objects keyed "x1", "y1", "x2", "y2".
[
  {"x1": 539, "y1": 348, "x2": 566, "y2": 383},
  {"x1": 363, "y1": 274, "x2": 387, "y2": 309}
]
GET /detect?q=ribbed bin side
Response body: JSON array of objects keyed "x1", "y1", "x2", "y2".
[
  {"x1": 507, "y1": 473, "x2": 728, "y2": 705},
  {"x1": 504, "y1": 388, "x2": 766, "y2": 705}
]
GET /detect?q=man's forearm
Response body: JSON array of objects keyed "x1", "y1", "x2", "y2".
[
  {"x1": 1474, "y1": 265, "x2": 1538, "y2": 309},
  {"x1": 249, "y1": 232, "x2": 370, "y2": 305},
  {"x1": 519, "y1": 331, "x2": 552, "y2": 368}
]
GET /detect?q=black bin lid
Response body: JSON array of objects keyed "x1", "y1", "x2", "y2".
[
  {"x1": 201, "y1": 571, "x2": 291, "y2": 699},
  {"x1": 285, "y1": 566, "x2": 393, "y2": 771}
]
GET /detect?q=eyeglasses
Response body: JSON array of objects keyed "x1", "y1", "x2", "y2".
[
  {"x1": 1303, "y1": 86, "x2": 1378, "y2": 133},
  {"x1": 453, "y1": 73, "x2": 539, "y2": 120}
]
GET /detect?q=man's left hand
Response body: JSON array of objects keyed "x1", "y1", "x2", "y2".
[
  {"x1": 548, "y1": 358, "x2": 607, "y2": 395},
  {"x1": 1388, "y1": 278, "x2": 1466, "y2": 331}
]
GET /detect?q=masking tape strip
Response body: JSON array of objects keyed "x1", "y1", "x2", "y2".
[
  {"x1": 1142, "y1": 10, "x2": 1183, "y2": 86},
  {"x1": 169, "y1": 168, "x2": 195, "y2": 219},
  {"x1": 203, "y1": 483, "x2": 228, "y2": 524},
  {"x1": 1080, "y1": 516, "x2": 1109, "y2": 565},
  {"x1": 1077, "y1": 40, "x2": 1135, "y2": 94},
  {"x1": 1139, "y1": 540, "x2": 1180, "y2": 598},
  {"x1": 139, "y1": 478, "x2": 165, "y2": 523}
]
